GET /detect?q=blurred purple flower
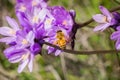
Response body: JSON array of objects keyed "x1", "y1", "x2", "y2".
[
  {"x1": 111, "y1": 26, "x2": 120, "y2": 49},
  {"x1": 0, "y1": 16, "x2": 20, "y2": 44},
  {"x1": 15, "y1": 0, "x2": 49, "y2": 32},
  {"x1": 16, "y1": 31, "x2": 35, "y2": 49},
  {"x1": 16, "y1": 0, "x2": 47, "y2": 9},
  {"x1": 16, "y1": 3, "x2": 53, "y2": 32},
  {"x1": 0, "y1": 0, "x2": 75, "y2": 73},
  {"x1": 4, "y1": 47, "x2": 34, "y2": 73},
  {"x1": 111, "y1": 12, "x2": 120, "y2": 30},
  {"x1": 110, "y1": 12, "x2": 120, "y2": 50},
  {"x1": 0, "y1": 16, "x2": 41, "y2": 73},
  {"x1": 2, "y1": 30, "x2": 41, "y2": 73},
  {"x1": 45, "y1": 6, "x2": 74, "y2": 56},
  {"x1": 51, "y1": 6, "x2": 73, "y2": 31},
  {"x1": 93, "y1": 6, "x2": 116, "y2": 31},
  {"x1": 46, "y1": 29, "x2": 69, "y2": 56}
]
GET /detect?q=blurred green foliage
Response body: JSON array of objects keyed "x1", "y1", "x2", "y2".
[{"x1": 18, "y1": 73, "x2": 37, "y2": 80}]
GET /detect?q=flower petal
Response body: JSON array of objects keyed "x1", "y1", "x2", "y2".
[
  {"x1": 16, "y1": 12, "x2": 31, "y2": 31},
  {"x1": 37, "y1": 8, "x2": 47, "y2": 22},
  {"x1": 6, "y1": 16, "x2": 19, "y2": 31},
  {"x1": 116, "y1": 26, "x2": 120, "y2": 30},
  {"x1": 0, "y1": 27, "x2": 14, "y2": 36},
  {"x1": 28, "y1": 54, "x2": 34, "y2": 72},
  {"x1": 93, "y1": 14, "x2": 106, "y2": 23},
  {"x1": 99, "y1": 6, "x2": 111, "y2": 18},
  {"x1": 4, "y1": 47, "x2": 23, "y2": 59},
  {"x1": 93, "y1": 23, "x2": 110, "y2": 32},
  {"x1": 9, "y1": 55, "x2": 22, "y2": 63},
  {"x1": 115, "y1": 39, "x2": 120, "y2": 50},
  {"x1": 44, "y1": 22, "x2": 52, "y2": 30},
  {"x1": 30, "y1": 43, "x2": 41, "y2": 54},
  {"x1": 55, "y1": 50, "x2": 61, "y2": 56},
  {"x1": 69, "y1": 9, "x2": 76, "y2": 18},
  {"x1": 26, "y1": 31, "x2": 35, "y2": 43},
  {"x1": 47, "y1": 46, "x2": 55, "y2": 54},
  {"x1": 0, "y1": 37, "x2": 16, "y2": 44},
  {"x1": 18, "y1": 59, "x2": 29, "y2": 73},
  {"x1": 110, "y1": 31, "x2": 120, "y2": 40}
]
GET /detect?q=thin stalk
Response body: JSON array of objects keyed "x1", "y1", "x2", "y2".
[{"x1": 44, "y1": 41, "x2": 120, "y2": 55}]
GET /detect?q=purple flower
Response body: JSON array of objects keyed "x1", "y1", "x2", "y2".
[
  {"x1": 15, "y1": 0, "x2": 48, "y2": 32},
  {"x1": 0, "y1": 16, "x2": 20, "y2": 44},
  {"x1": 111, "y1": 26, "x2": 120, "y2": 49},
  {"x1": 16, "y1": 31, "x2": 35, "y2": 49},
  {"x1": 16, "y1": 4, "x2": 53, "y2": 32},
  {"x1": 0, "y1": 0, "x2": 75, "y2": 73},
  {"x1": 44, "y1": 6, "x2": 74, "y2": 56},
  {"x1": 110, "y1": 12, "x2": 120, "y2": 48},
  {"x1": 51, "y1": 6, "x2": 73, "y2": 31},
  {"x1": 4, "y1": 47, "x2": 34, "y2": 73},
  {"x1": 93, "y1": 6, "x2": 116, "y2": 31},
  {"x1": 31, "y1": 0, "x2": 47, "y2": 8},
  {"x1": 0, "y1": 16, "x2": 42, "y2": 73},
  {"x1": 15, "y1": 30, "x2": 42, "y2": 54},
  {"x1": 16, "y1": 0, "x2": 47, "y2": 9},
  {"x1": 69, "y1": 9, "x2": 76, "y2": 20},
  {"x1": 111, "y1": 12, "x2": 120, "y2": 30},
  {"x1": 45, "y1": 24, "x2": 73, "y2": 55},
  {"x1": 2, "y1": 30, "x2": 41, "y2": 73}
]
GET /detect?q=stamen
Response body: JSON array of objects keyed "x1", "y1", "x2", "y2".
[
  {"x1": 62, "y1": 20, "x2": 67, "y2": 26},
  {"x1": 21, "y1": 53, "x2": 29, "y2": 61},
  {"x1": 32, "y1": 16, "x2": 39, "y2": 23},
  {"x1": 22, "y1": 39, "x2": 28, "y2": 45},
  {"x1": 19, "y1": 5, "x2": 26, "y2": 12},
  {"x1": 32, "y1": 1, "x2": 37, "y2": 6},
  {"x1": 9, "y1": 30, "x2": 16, "y2": 35},
  {"x1": 45, "y1": 19, "x2": 52, "y2": 25}
]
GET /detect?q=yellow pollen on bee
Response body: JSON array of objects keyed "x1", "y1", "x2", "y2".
[
  {"x1": 22, "y1": 39, "x2": 28, "y2": 45},
  {"x1": 54, "y1": 30, "x2": 67, "y2": 49},
  {"x1": 55, "y1": 38, "x2": 66, "y2": 49},
  {"x1": 32, "y1": 16, "x2": 39, "y2": 23},
  {"x1": 56, "y1": 31, "x2": 64, "y2": 39},
  {"x1": 62, "y1": 20, "x2": 67, "y2": 26},
  {"x1": 20, "y1": 5, "x2": 26, "y2": 12},
  {"x1": 21, "y1": 53, "x2": 29, "y2": 61}
]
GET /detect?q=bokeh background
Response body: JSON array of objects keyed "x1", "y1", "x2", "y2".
[{"x1": 0, "y1": 0, "x2": 120, "y2": 80}]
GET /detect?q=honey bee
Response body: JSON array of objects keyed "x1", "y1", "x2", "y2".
[{"x1": 54, "y1": 30, "x2": 67, "y2": 49}]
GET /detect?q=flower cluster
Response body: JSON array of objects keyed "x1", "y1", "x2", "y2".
[
  {"x1": 93, "y1": 6, "x2": 120, "y2": 50},
  {"x1": 0, "y1": 0, "x2": 75, "y2": 73}
]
